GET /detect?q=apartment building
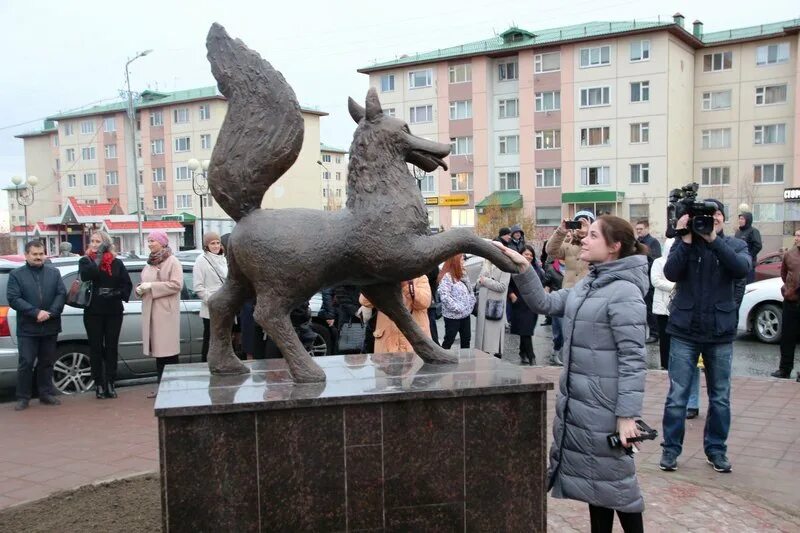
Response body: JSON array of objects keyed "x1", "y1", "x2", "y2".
[
  {"x1": 12, "y1": 87, "x2": 328, "y2": 250},
  {"x1": 319, "y1": 143, "x2": 348, "y2": 210},
  {"x1": 359, "y1": 15, "x2": 800, "y2": 250}
]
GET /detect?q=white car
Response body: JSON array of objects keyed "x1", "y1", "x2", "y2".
[{"x1": 738, "y1": 277, "x2": 783, "y2": 343}]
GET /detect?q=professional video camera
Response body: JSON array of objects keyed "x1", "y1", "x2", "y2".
[{"x1": 666, "y1": 183, "x2": 718, "y2": 238}]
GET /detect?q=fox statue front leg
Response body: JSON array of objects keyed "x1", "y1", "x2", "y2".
[
  {"x1": 207, "y1": 277, "x2": 250, "y2": 375},
  {"x1": 416, "y1": 230, "x2": 519, "y2": 275}
]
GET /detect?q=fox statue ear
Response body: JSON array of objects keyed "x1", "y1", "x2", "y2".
[
  {"x1": 365, "y1": 88, "x2": 383, "y2": 121},
  {"x1": 348, "y1": 97, "x2": 365, "y2": 124}
]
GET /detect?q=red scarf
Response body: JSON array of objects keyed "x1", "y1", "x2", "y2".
[{"x1": 87, "y1": 250, "x2": 114, "y2": 276}]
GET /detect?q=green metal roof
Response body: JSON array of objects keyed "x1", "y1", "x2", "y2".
[
  {"x1": 162, "y1": 212, "x2": 196, "y2": 223},
  {"x1": 14, "y1": 120, "x2": 58, "y2": 139},
  {"x1": 562, "y1": 191, "x2": 625, "y2": 203},
  {"x1": 475, "y1": 190, "x2": 523, "y2": 209},
  {"x1": 701, "y1": 18, "x2": 800, "y2": 44},
  {"x1": 320, "y1": 142, "x2": 348, "y2": 154}
]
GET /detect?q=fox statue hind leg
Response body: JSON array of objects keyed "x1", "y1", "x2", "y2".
[{"x1": 207, "y1": 275, "x2": 250, "y2": 375}]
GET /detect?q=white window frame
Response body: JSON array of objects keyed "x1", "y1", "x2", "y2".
[
  {"x1": 580, "y1": 86, "x2": 610, "y2": 108},
  {"x1": 175, "y1": 166, "x2": 191, "y2": 181},
  {"x1": 80, "y1": 120, "x2": 95, "y2": 134},
  {"x1": 498, "y1": 171, "x2": 520, "y2": 190},
  {"x1": 448, "y1": 100, "x2": 472, "y2": 120},
  {"x1": 419, "y1": 174, "x2": 436, "y2": 194},
  {"x1": 703, "y1": 51, "x2": 733, "y2": 72},
  {"x1": 630, "y1": 122, "x2": 649, "y2": 144},
  {"x1": 701, "y1": 166, "x2": 730, "y2": 186},
  {"x1": 152, "y1": 167, "x2": 166, "y2": 182},
  {"x1": 630, "y1": 163, "x2": 650, "y2": 184},
  {"x1": 754, "y1": 124, "x2": 786, "y2": 145},
  {"x1": 105, "y1": 171, "x2": 118, "y2": 186},
  {"x1": 176, "y1": 194, "x2": 193, "y2": 209},
  {"x1": 756, "y1": 43, "x2": 789, "y2": 66},
  {"x1": 201, "y1": 194, "x2": 214, "y2": 208},
  {"x1": 409, "y1": 105, "x2": 433, "y2": 124},
  {"x1": 153, "y1": 196, "x2": 167, "y2": 210},
  {"x1": 383, "y1": 107, "x2": 396, "y2": 117},
  {"x1": 104, "y1": 144, "x2": 117, "y2": 159},
  {"x1": 498, "y1": 60, "x2": 518, "y2": 81},
  {"x1": 498, "y1": 135, "x2": 519, "y2": 155},
  {"x1": 536, "y1": 168, "x2": 561, "y2": 188},
  {"x1": 450, "y1": 172, "x2": 473, "y2": 192},
  {"x1": 534, "y1": 52, "x2": 560, "y2": 73},
  {"x1": 754, "y1": 163, "x2": 784, "y2": 184},
  {"x1": 701, "y1": 128, "x2": 732, "y2": 149},
  {"x1": 448, "y1": 64, "x2": 472, "y2": 83},
  {"x1": 535, "y1": 129, "x2": 561, "y2": 150},
  {"x1": 380, "y1": 74, "x2": 395, "y2": 92},
  {"x1": 103, "y1": 117, "x2": 116, "y2": 132},
  {"x1": 702, "y1": 90, "x2": 732, "y2": 111},
  {"x1": 81, "y1": 147, "x2": 96, "y2": 160},
  {"x1": 408, "y1": 69, "x2": 432, "y2": 89},
  {"x1": 174, "y1": 136, "x2": 191, "y2": 152},
  {"x1": 535, "y1": 91, "x2": 561, "y2": 112},
  {"x1": 630, "y1": 40, "x2": 650, "y2": 62},
  {"x1": 630, "y1": 81, "x2": 650, "y2": 103},
  {"x1": 755, "y1": 84, "x2": 788, "y2": 106},
  {"x1": 67, "y1": 174, "x2": 76, "y2": 188},
  {"x1": 579, "y1": 45, "x2": 611, "y2": 68},
  {"x1": 173, "y1": 107, "x2": 189, "y2": 124},
  {"x1": 498, "y1": 98, "x2": 519, "y2": 119},
  {"x1": 450, "y1": 136, "x2": 473, "y2": 156},
  {"x1": 322, "y1": 154, "x2": 331, "y2": 163},
  {"x1": 451, "y1": 208, "x2": 475, "y2": 227},
  {"x1": 83, "y1": 172, "x2": 97, "y2": 187},
  {"x1": 537, "y1": 207, "x2": 563, "y2": 226},
  {"x1": 150, "y1": 110, "x2": 164, "y2": 127},
  {"x1": 580, "y1": 126, "x2": 611, "y2": 147},
  {"x1": 66, "y1": 148, "x2": 75, "y2": 162},
  {"x1": 151, "y1": 139, "x2": 165, "y2": 155},
  {"x1": 200, "y1": 134, "x2": 211, "y2": 150},
  {"x1": 199, "y1": 104, "x2": 211, "y2": 120},
  {"x1": 63, "y1": 123, "x2": 74, "y2": 136},
  {"x1": 580, "y1": 166, "x2": 610, "y2": 186}
]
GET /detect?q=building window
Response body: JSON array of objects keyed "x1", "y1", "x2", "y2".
[
  {"x1": 754, "y1": 163, "x2": 784, "y2": 184},
  {"x1": 322, "y1": 171, "x2": 331, "y2": 180},
  {"x1": 701, "y1": 166, "x2": 730, "y2": 185},
  {"x1": 80, "y1": 120, "x2": 95, "y2": 134},
  {"x1": 174, "y1": 137, "x2": 191, "y2": 152},
  {"x1": 630, "y1": 122, "x2": 649, "y2": 143},
  {"x1": 703, "y1": 51, "x2": 732, "y2": 72},
  {"x1": 755, "y1": 84, "x2": 787, "y2": 105},
  {"x1": 52, "y1": 136, "x2": 59, "y2": 147},
  {"x1": 67, "y1": 174, "x2": 76, "y2": 188},
  {"x1": 498, "y1": 135, "x2": 519, "y2": 155},
  {"x1": 702, "y1": 90, "x2": 732, "y2": 110},
  {"x1": 580, "y1": 166, "x2": 610, "y2": 185},
  {"x1": 702, "y1": 128, "x2": 731, "y2": 149},
  {"x1": 450, "y1": 172, "x2": 473, "y2": 191},
  {"x1": 137, "y1": 143, "x2": 142, "y2": 157},
  {"x1": 451, "y1": 208, "x2": 475, "y2": 227},
  {"x1": 335, "y1": 156, "x2": 343, "y2": 164},
  {"x1": 175, "y1": 166, "x2": 190, "y2": 181},
  {"x1": 150, "y1": 110, "x2": 163, "y2": 127},
  {"x1": 81, "y1": 147, "x2": 96, "y2": 160},
  {"x1": 630, "y1": 204, "x2": 649, "y2": 220},
  {"x1": 200, "y1": 134, "x2": 212, "y2": 149},
  {"x1": 408, "y1": 69, "x2": 432, "y2": 89},
  {"x1": 201, "y1": 194, "x2": 214, "y2": 208},
  {"x1": 104, "y1": 144, "x2": 117, "y2": 159},
  {"x1": 536, "y1": 168, "x2": 561, "y2": 188},
  {"x1": 173, "y1": 108, "x2": 189, "y2": 124},
  {"x1": 83, "y1": 172, "x2": 97, "y2": 186},
  {"x1": 449, "y1": 100, "x2": 472, "y2": 120},
  {"x1": 534, "y1": 52, "x2": 560, "y2": 73},
  {"x1": 322, "y1": 154, "x2": 332, "y2": 163},
  {"x1": 448, "y1": 63, "x2": 472, "y2": 83},
  {"x1": 409, "y1": 105, "x2": 433, "y2": 124},
  {"x1": 630, "y1": 40, "x2": 650, "y2": 62},
  {"x1": 152, "y1": 167, "x2": 166, "y2": 182},
  {"x1": 580, "y1": 45, "x2": 611, "y2": 68},
  {"x1": 580, "y1": 126, "x2": 611, "y2": 147},
  {"x1": 535, "y1": 91, "x2": 560, "y2": 111},
  {"x1": 535, "y1": 129, "x2": 561, "y2": 150},
  {"x1": 336, "y1": 172, "x2": 342, "y2": 180},
  {"x1": 103, "y1": 117, "x2": 116, "y2": 132},
  {"x1": 754, "y1": 124, "x2": 786, "y2": 145},
  {"x1": 383, "y1": 107, "x2": 396, "y2": 117},
  {"x1": 66, "y1": 148, "x2": 75, "y2": 162},
  {"x1": 199, "y1": 104, "x2": 211, "y2": 120},
  {"x1": 450, "y1": 136, "x2": 473, "y2": 155},
  {"x1": 153, "y1": 196, "x2": 167, "y2": 210},
  {"x1": 63, "y1": 123, "x2": 74, "y2": 136},
  {"x1": 176, "y1": 194, "x2": 192, "y2": 209},
  {"x1": 753, "y1": 203, "x2": 784, "y2": 223},
  {"x1": 498, "y1": 60, "x2": 518, "y2": 81},
  {"x1": 536, "y1": 206, "x2": 562, "y2": 226},
  {"x1": 105, "y1": 171, "x2": 118, "y2": 185},
  {"x1": 335, "y1": 189, "x2": 342, "y2": 198},
  {"x1": 419, "y1": 174, "x2": 436, "y2": 194},
  {"x1": 498, "y1": 171, "x2": 520, "y2": 190},
  {"x1": 580, "y1": 86, "x2": 610, "y2": 107},
  {"x1": 630, "y1": 81, "x2": 650, "y2": 102},
  {"x1": 498, "y1": 98, "x2": 519, "y2": 119},
  {"x1": 380, "y1": 74, "x2": 395, "y2": 92},
  {"x1": 151, "y1": 139, "x2": 165, "y2": 155},
  {"x1": 756, "y1": 43, "x2": 789, "y2": 66},
  {"x1": 630, "y1": 163, "x2": 649, "y2": 184}
]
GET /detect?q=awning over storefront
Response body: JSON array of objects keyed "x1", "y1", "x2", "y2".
[
  {"x1": 475, "y1": 191, "x2": 523, "y2": 210},
  {"x1": 561, "y1": 191, "x2": 625, "y2": 203},
  {"x1": 161, "y1": 212, "x2": 197, "y2": 223}
]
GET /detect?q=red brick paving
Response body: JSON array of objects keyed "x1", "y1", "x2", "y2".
[{"x1": 1, "y1": 371, "x2": 799, "y2": 531}]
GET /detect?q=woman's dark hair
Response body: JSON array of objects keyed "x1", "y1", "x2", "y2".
[
  {"x1": 522, "y1": 244, "x2": 537, "y2": 263},
  {"x1": 597, "y1": 216, "x2": 648, "y2": 258}
]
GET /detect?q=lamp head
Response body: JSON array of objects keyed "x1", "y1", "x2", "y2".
[
  {"x1": 140, "y1": 49, "x2": 154, "y2": 57},
  {"x1": 201, "y1": 160, "x2": 210, "y2": 171},
  {"x1": 11, "y1": 176, "x2": 22, "y2": 186},
  {"x1": 187, "y1": 158, "x2": 201, "y2": 171},
  {"x1": 26, "y1": 175, "x2": 38, "y2": 187}
]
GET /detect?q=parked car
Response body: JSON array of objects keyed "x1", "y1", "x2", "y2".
[
  {"x1": 738, "y1": 277, "x2": 783, "y2": 343},
  {"x1": 755, "y1": 251, "x2": 783, "y2": 282}
]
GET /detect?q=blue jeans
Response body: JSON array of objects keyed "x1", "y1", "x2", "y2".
[
  {"x1": 662, "y1": 337, "x2": 732, "y2": 457},
  {"x1": 688, "y1": 367, "x2": 700, "y2": 410},
  {"x1": 551, "y1": 316, "x2": 563, "y2": 351}
]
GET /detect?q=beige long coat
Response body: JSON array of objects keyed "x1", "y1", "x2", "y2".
[
  {"x1": 474, "y1": 260, "x2": 511, "y2": 355},
  {"x1": 359, "y1": 276, "x2": 431, "y2": 353},
  {"x1": 141, "y1": 255, "x2": 183, "y2": 357},
  {"x1": 545, "y1": 228, "x2": 590, "y2": 289}
]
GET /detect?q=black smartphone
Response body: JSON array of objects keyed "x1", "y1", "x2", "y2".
[{"x1": 565, "y1": 220, "x2": 582, "y2": 230}]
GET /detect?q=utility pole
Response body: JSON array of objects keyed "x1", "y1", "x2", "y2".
[{"x1": 125, "y1": 49, "x2": 153, "y2": 254}]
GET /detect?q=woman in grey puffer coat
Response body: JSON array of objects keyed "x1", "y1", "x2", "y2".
[{"x1": 495, "y1": 215, "x2": 648, "y2": 533}]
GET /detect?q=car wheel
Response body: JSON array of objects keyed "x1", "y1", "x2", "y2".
[
  {"x1": 53, "y1": 344, "x2": 94, "y2": 394},
  {"x1": 310, "y1": 322, "x2": 332, "y2": 357},
  {"x1": 754, "y1": 303, "x2": 782, "y2": 344}
]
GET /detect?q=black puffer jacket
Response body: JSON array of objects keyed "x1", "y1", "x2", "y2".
[
  {"x1": 734, "y1": 212, "x2": 762, "y2": 265},
  {"x1": 7, "y1": 263, "x2": 66, "y2": 337}
]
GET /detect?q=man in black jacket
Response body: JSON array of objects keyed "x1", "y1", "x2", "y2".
[
  {"x1": 659, "y1": 200, "x2": 750, "y2": 474},
  {"x1": 8, "y1": 240, "x2": 67, "y2": 411},
  {"x1": 735, "y1": 210, "x2": 762, "y2": 284},
  {"x1": 635, "y1": 219, "x2": 662, "y2": 343}
]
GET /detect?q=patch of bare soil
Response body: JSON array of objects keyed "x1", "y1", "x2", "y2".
[{"x1": 0, "y1": 474, "x2": 160, "y2": 533}]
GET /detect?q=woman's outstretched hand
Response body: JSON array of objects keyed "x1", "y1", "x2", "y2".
[{"x1": 492, "y1": 241, "x2": 530, "y2": 274}]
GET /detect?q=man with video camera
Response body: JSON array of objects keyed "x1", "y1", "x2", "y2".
[{"x1": 659, "y1": 193, "x2": 750, "y2": 474}]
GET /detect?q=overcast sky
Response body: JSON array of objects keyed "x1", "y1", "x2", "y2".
[{"x1": 1, "y1": 0, "x2": 798, "y2": 221}]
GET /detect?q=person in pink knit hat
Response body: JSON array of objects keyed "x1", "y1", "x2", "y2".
[{"x1": 137, "y1": 230, "x2": 183, "y2": 397}]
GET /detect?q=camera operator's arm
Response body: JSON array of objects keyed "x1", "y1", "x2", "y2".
[
  {"x1": 664, "y1": 216, "x2": 692, "y2": 282},
  {"x1": 708, "y1": 236, "x2": 751, "y2": 279}
]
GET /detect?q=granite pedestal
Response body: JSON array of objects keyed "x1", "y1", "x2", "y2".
[{"x1": 155, "y1": 350, "x2": 554, "y2": 532}]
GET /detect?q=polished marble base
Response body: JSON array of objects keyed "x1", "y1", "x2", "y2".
[{"x1": 156, "y1": 350, "x2": 553, "y2": 532}]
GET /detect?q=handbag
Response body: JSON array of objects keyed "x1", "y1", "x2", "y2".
[
  {"x1": 66, "y1": 279, "x2": 93, "y2": 308},
  {"x1": 339, "y1": 318, "x2": 366, "y2": 354},
  {"x1": 485, "y1": 299, "x2": 505, "y2": 321}
]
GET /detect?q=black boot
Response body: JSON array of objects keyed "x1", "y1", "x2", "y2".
[
  {"x1": 105, "y1": 381, "x2": 118, "y2": 399},
  {"x1": 95, "y1": 384, "x2": 106, "y2": 399},
  {"x1": 529, "y1": 352, "x2": 536, "y2": 366}
]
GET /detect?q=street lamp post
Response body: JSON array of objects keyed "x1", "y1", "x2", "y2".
[
  {"x1": 316, "y1": 160, "x2": 334, "y2": 210},
  {"x1": 125, "y1": 49, "x2": 153, "y2": 255},
  {"x1": 188, "y1": 158, "x2": 210, "y2": 248},
  {"x1": 10, "y1": 175, "x2": 38, "y2": 244}
]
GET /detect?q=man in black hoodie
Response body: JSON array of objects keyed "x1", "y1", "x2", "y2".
[
  {"x1": 507, "y1": 224, "x2": 526, "y2": 253},
  {"x1": 735, "y1": 211, "x2": 762, "y2": 284}
]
